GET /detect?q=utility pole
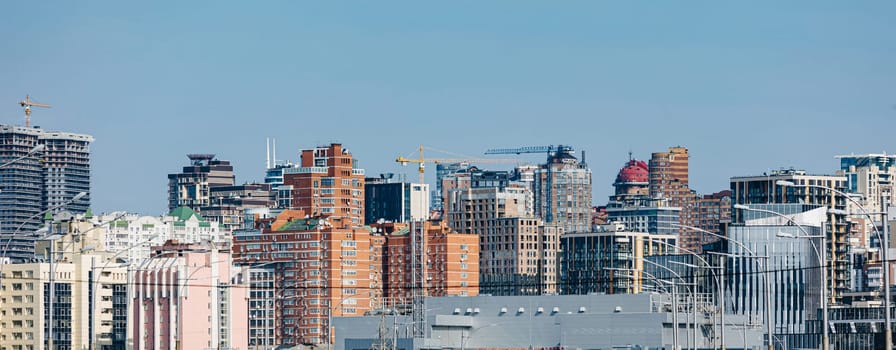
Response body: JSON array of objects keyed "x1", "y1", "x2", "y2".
[{"x1": 883, "y1": 196, "x2": 892, "y2": 350}]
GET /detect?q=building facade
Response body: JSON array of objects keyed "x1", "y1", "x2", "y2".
[
  {"x1": 560, "y1": 223, "x2": 677, "y2": 295},
  {"x1": 129, "y1": 241, "x2": 249, "y2": 350},
  {"x1": 282, "y1": 143, "x2": 365, "y2": 226},
  {"x1": 533, "y1": 148, "x2": 592, "y2": 234},
  {"x1": 730, "y1": 169, "x2": 850, "y2": 301},
  {"x1": 0, "y1": 125, "x2": 93, "y2": 262},
  {"x1": 364, "y1": 176, "x2": 430, "y2": 224},
  {"x1": 0, "y1": 218, "x2": 126, "y2": 350},
  {"x1": 232, "y1": 212, "x2": 374, "y2": 346}
]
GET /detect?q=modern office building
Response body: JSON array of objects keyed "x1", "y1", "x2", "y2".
[
  {"x1": 365, "y1": 175, "x2": 430, "y2": 224},
  {"x1": 0, "y1": 125, "x2": 93, "y2": 262},
  {"x1": 533, "y1": 147, "x2": 592, "y2": 233},
  {"x1": 0, "y1": 218, "x2": 126, "y2": 350},
  {"x1": 726, "y1": 205, "x2": 827, "y2": 349},
  {"x1": 730, "y1": 169, "x2": 850, "y2": 301},
  {"x1": 282, "y1": 143, "x2": 366, "y2": 225},
  {"x1": 560, "y1": 223, "x2": 677, "y2": 295},
  {"x1": 167, "y1": 154, "x2": 235, "y2": 212},
  {"x1": 129, "y1": 241, "x2": 249, "y2": 350}
]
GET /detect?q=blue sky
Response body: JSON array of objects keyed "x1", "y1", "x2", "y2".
[{"x1": 2, "y1": 1, "x2": 894, "y2": 214}]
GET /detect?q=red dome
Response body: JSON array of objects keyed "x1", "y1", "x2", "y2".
[{"x1": 615, "y1": 159, "x2": 649, "y2": 184}]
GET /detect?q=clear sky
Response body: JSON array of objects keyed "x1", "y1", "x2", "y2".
[{"x1": 2, "y1": 1, "x2": 895, "y2": 215}]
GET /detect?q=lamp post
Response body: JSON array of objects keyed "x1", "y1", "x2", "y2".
[
  {"x1": 642, "y1": 236, "x2": 724, "y2": 349},
  {"x1": 625, "y1": 260, "x2": 692, "y2": 349},
  {"x1": 670, "y1": 260, "x2": 722, "y2": 350},
  {"x1": 25, "y1": 191, "x2": 86, "y2": 350},
  {"x1": 776, "y1": 179, "x2": 892, "y2": 350},
  {"x1": 0, "y1": 144, "x2": 44, "y2": 168},
  {"x1": 674, "y1": 223, "x2": 771, "y2": 350},
  {"x1": 735, "y1": 203, "x2": 827, "y2": 350}
]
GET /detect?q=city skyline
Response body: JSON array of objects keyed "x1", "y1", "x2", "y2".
[{"x1": 2, "y1": 1, "x2": 895, "y2": 215}]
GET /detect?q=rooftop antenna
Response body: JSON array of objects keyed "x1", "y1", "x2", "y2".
[
  {"x1": 266, "y1": 138, "x2": 271, "y2": 169},
  {"x1": 272, "y1": 138, "x2": 277, "y2": 166}
]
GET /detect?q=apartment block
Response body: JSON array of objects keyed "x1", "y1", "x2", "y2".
[
  {"x1": 534, "y1": 148, "x2": 592, "y2": 233},
  {"x1": 167, "y1": 154, "x2": 235, "y2": 212},
  {"x1": 0, "y1": 125, "x2": 93, "y2": 262},
  {"x1": 371, "y1": 221, "x2": 479, "y2": 304},
  {"x1": 232, "y1": 211, "x2": 373, "y2": 346},
  {"x1": 130, "y1": 241, "x2": 249, "y2": 350},
  {"x1": 283, "y1": 143, "x2": 365, "y2": 226},
  {"x1": 0, "y1": 219, "x2": 126, "y2": 350},
  {"x1": 445, "y1": 183, "x2": 558, "y2": 295},
  {"x1": 691, "y1": 190, "x2": 732, "y2": 246}
]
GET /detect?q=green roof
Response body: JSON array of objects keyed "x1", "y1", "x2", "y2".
[
  {"x1": 276, "y1": 218, "x2": 319, "y2": 232},
  {"x1": 168, "y1": 206, "x2": 207, "y2": 222}
]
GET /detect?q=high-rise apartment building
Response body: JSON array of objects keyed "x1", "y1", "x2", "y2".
[
  {"x1": 372, "y1": 221, "x2": 479, "y2": 303},
  {"x1": 232, "y1": 211, "x2": 373, "y2": 346},
  {"x1": 130, "y1": 241, "x2": 249, "y2": 350},
  {"x1": 692, "y1": 190, "x2": 732, "y2": 246},
  {"x1": 836, "y1": 153, "x2": 896, "y2": 214},
  {"x1": 167, "y1": 154, "x2": 235, "y2": 212},
  {"x1": 730, "y1": 169, "x2": 850, "y2": 301},
  {"x1": 0, "y1": 125, "x2": 93, "y2": 262},
  {"x1": 648, "y1": 146, "x2": 689, "y2": 196},
  {"x1": 445, "y1": 185, "x2": 560, "y2": 295},
  {"x1": 282, "y1": 143, "x2": 365, "y2": 225},
  {"x1": 534, "y1": 148, "x2": 592, "y2": 233}
]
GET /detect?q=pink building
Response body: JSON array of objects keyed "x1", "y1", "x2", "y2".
[{"x1": 130, "y1": 241, "x2": 249, "y2": 350}]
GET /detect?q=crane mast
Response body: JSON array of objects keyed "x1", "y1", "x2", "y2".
[{"x1": 18, "y1": 95, "x2": 52, "y2": 128}]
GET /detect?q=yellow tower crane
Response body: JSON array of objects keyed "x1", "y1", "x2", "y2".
[
  {"x1": 395, "y1": 145, "x2": 520, "y2": 184},
  {"x1": 18, "y1": 95, "x2": 51, "y2": 128}
]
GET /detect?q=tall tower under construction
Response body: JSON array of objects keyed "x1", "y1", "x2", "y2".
[{"x1": 0, "y1": 125, "x2": 93, "y2": 262}]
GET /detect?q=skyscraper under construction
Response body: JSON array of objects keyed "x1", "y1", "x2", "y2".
[{"x1": 0, "y1": 125, "x2": 93, "y2": 262}]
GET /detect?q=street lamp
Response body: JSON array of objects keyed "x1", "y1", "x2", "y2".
[
  {"x1": 736, "y1": 203, "x2": 828, "y2": 350},
  {"x1": 0, "y1": 144, "x2": 44, "y2": 168},
  {"x1": 777, "y1": 179, "x2": 892, "y2": 350},
  {"x1": 670, "y1": 260, "x2": 721, "y2": 350},
  {"x1": 608, "y1": 265, "x2": 690, "y2": 350},
  {"x1": 642, "y1": 236, "x2": 725, "y2": 350},
  {"x1": 1, "y1": 191, "x2": 87, "y2": 258},
  {"x1": 674, "y1": 223, "x2": 772, "y2": 350}
]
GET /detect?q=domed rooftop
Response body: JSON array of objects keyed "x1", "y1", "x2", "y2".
[{"x1": 615, "y1": 159, "x2": 649, "y2": 184}]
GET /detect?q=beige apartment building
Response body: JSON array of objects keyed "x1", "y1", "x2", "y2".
[{"x1": 0, "y1": 220, "x2": 127, "y2": 350}]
